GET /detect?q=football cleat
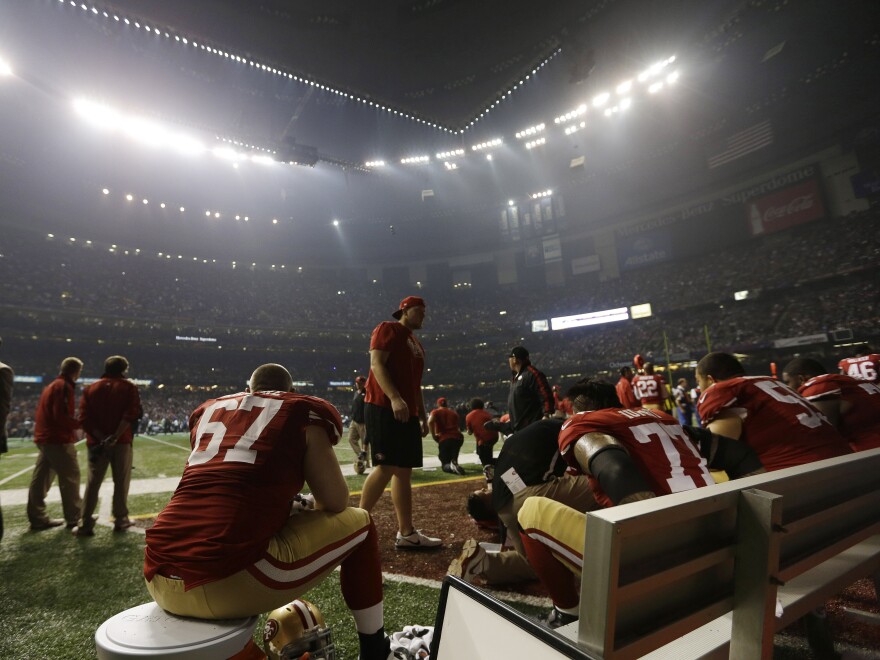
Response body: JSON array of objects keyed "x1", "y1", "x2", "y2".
[{"x1": 447, "y1": 538, "x2": 486, "y2": 583}]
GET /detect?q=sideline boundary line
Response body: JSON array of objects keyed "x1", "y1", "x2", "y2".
[{"x1": 140, "y1": 433, "x2": 190, "y2": 451}]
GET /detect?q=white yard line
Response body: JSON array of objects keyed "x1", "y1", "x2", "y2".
[
  {"x1": 140, "y1": 434, "x2": 190, "y2": 451},
  {"x1": 0, "y1": 439, "x2": 86, "y2": 486}
]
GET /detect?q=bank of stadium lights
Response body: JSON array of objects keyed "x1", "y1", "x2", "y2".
[
  {"x1": 364, "y1": 160, "x2": 385, "y2": 168},
  {"x1": 400, "y1": 155, "x2": 430, "y2": 165},
  {"x1": 564, "y1": 121, "x2": 586, "y2": 135},
  {"x1": 56, "y1": 1, "x2": 455, "y2": 133},
  {"x1": 637, "y1": 56, "x2": 676, "y2": 83},
  {"x1": 436, "y1": 149, "x2": 464, "y2": 160},
  {"x1": 471, "y1": 138, "x2": 503, "y2": 152},
  {"x1": 0, "y1": 56, "x2": 12, "y2": 77},
  {"x1": 525, "y1": 137, "x2": 546, "y2": 150},
  {"x1": 530, "y1": 189, "x2": 552, "y2": 199},
  {"x1": 515, "y1": 123, "x2": 545, "y2": 140},
  {"x1": 443, "y1": 162, "x2": 458, "y2": 170},
  {"x1": 603, "y1": 97, "x2": 633, "y2": 117},
  {"x1": 592, "y1": 92, "x2": 610, "y2": 108},
  {"x1": 554, "y1": 104, "x2": 587, "y2": 125},
  {"x1": 467, "y1": 48, "x2": 562, "y2": 131}
]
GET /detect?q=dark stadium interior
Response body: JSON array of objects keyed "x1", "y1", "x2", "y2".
[{"x1": 1, "y1": 0, "x2": 879, "y2": 417}]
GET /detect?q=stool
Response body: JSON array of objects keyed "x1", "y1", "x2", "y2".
[{"x1": 95, "y1": 602, "x2": 260, "y2": 659}]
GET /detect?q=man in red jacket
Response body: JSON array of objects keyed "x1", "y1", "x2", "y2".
[
  {"x1": 26, "y1": 357, "x2": 84, "y2": 531},
  {"x1": 615, "y1": 366, "x2": 639, "y2": 409},
  {"x1": 76, "y1": 356, "x2": 142, "y2": 536},
  {"x1": 465, "y1": 398, "x2": 499, "y2": 469}
]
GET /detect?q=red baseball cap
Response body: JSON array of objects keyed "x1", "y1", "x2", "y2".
[
  {"x1": 437, "y1": 397, "x2": 447, "y2": 406},
  {"x1": 392, "y1": 296, "x2": 426, "y2": 319}
]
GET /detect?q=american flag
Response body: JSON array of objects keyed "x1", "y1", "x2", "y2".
[{"x1": 707, "y1": 120, "x2": 773, "y2": 169}]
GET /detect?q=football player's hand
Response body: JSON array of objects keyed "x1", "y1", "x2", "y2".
[{"x1": 390, "y1": 396, "x2": 409, "y2": 423}]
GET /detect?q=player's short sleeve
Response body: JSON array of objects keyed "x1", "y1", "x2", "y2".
[
  {"x1": 799, "y1": 378, "x2": 842, "y2": 402},
  {"x1": 298, "y1": 395, "x2": 343, "y2": 445},
  {"x1": 697, "y1": 382, "x2": 741, "y2": 424},
  {"x1": 187, "y1": 402, "x2": 209, "y2": 446},
  {"x1": 369, "y1": 322, "x2": 398, "y2": 352},
  {"x1": 557, "y1": 417, "x2": 596, "y2": 471}
]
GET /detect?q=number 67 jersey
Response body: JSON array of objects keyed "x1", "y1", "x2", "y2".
[
  {"x1": 558, "y1": 408, "x2": 714, "y2": 509},
  {"x1": 145, "y1": 391, "x2": 342, "y2": 589},
  {"x1": 698, "y1": 376, "x2": 849, "y2": 471}
]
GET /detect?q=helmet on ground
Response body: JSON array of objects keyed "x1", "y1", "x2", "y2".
[
  {"x1": 263, "y1": 599, "x2": 336, "y2": 660},
  {"x1": 355, "y1": 458, "x2": 367, "y2": 475}
]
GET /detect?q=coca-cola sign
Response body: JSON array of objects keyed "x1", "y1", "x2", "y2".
[{"x1": 746, "y1": 178, "x2": 824, "y2": 236}]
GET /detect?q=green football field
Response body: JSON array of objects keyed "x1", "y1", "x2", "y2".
[{"x1": 0, "y1": 430, "x2": 542, "y2": 659}]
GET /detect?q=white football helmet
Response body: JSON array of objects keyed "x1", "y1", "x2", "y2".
[{"x1": 263, "y1": 599, "x2": 336, "y2": 660}]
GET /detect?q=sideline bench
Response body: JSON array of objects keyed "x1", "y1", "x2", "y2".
[{"x1": 431, "y1": 448, "x2": 880, "y2": 659}]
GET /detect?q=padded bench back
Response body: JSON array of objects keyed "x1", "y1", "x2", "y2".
[{"x1": 577, "y1": 448, "x2": 880, "y2": 659}]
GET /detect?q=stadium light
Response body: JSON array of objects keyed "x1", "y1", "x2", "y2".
[
  {"x1": 616, "y1": 80, "x2": 632, "y2": 95},
  {"x1": 0, "y1": 57, "x2": 12, "y2": 77},
  {"x1": 73, "y1": 98, "x2": 122, "y2": 129}
]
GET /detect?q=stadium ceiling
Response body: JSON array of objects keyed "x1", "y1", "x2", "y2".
[{"x1": 95, "y1": 0, "x2": 685, "y2": 132}]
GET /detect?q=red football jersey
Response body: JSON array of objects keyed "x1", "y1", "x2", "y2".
[
  {"x1": 430, "y1": 406, "x2": 461, "y2": 442},
  {"x1": 558, "y1": 408, "x2": 714, "y2": 509},
  {"x1": 465, "y1": 408, "x2": 498, "y2": 445},
  {"x1": 698, "y1": 376, "x2": 848, "y2": 471},
  {"x1": 632, "y1": 374, "x2": 668, "y2": 406},
  {"x1": 838, "y1": 354, "x2": 880, "y2": 383},
  {"x1": 798, "y1": 374, "x2": 880, "y2": 451},
  {"x1": 365, "y1": 321, "x2": 425, "y2": 417},
  {"x1": 616, "y1": 377, "x2": 639, "y2": 409},
  {"x1": 144, "y1": 391, "x2": 342, "y2": 588}
]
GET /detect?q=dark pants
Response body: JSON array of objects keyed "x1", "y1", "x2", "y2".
[
  {"x1": 438, "y1": 437, "x2": 463, "y2": 465},
  {"x1": 477, "y1": 442, "x2": 496, "y2": 466}
]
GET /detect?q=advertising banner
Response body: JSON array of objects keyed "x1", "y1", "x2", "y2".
[
  {"x1": 746, "y1": 177, "x2": 825, "y2": 236},
  {"x1": 542, "y1": 235, "x2": 562, "y2": 263},
  {"x1": 617, "y1": 229, "x2": 673, "y2": 271},
  {"x1": 571, "y1": 254, "x2": 600, "y2": 275}
]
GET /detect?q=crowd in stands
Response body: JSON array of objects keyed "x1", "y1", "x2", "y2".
[{"x1": 2, "y1": 207, "x2": 878, "y2": 428}]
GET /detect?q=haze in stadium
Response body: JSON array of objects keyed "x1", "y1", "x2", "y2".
[{"x1": 1, "y1": 0, "x2": 879, "y2": 657}]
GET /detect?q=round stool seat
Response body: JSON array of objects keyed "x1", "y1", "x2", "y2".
[{"x1": 95, "y1": 602, "x2": 258, "y2": 659}]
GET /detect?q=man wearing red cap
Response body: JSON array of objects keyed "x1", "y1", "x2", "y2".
[
  {"x1": 359, "y1": 296, "x2": 442, "y2": 549},
  {"x1": 348, "y1": 376, "x2": 369, "y2": 471},
  {"x1": 429, "y1": 397, "x2": 464, "y2": 475}
]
